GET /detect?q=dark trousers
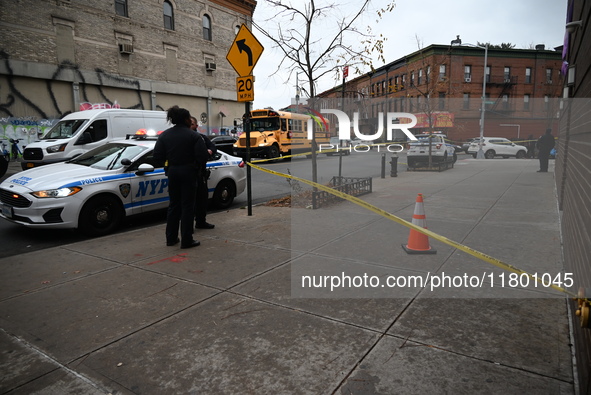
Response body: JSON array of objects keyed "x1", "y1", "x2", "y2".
[
  {"x1": 195, "y1": 171, "x2": 209, "y2": 225},
  {"x1": 166, "y1": 165, "x2": 197, "y2": 244},
  {"x1": 538, "y1": 150, "x2": 550, "y2": 172}
]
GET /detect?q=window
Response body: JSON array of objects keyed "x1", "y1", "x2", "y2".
[
  {"x1": 485, "y1": 66, "x2": 491, "y2": 83},
  {"x1": 524, "y1": 94, "x2": 530, "y2": 110},
  {"x1": 163, "y1": 1, "x2": 174, "y2": 30},
  {"x1": 203, "y1": 14, "x2": 212, "y2": 41},
  {"x1": 439, "y1": 64, "x2": 446, "y2": 81},
  {"x1": 464, "y1": 65, "x2": 472, "y2": 80},
  {"x1": 401, "y1": 74, "x2": 406, "y2": 89},
  {"x1": 546, "y1": 68, "x2": 552, "y2": 83},
  {"x1": 426, "y1": 66, "x2": 431, "y2": 84},
  {"x1": 410, "y1": 72, "x2": 415, "y2": 87},
  {"x1": 525, "y1": 67, "x2": 532, "y2": 83},
  {"x1": 418, "y1": 69, "x2": 423, "y2": 85},
  {"x1": 115, "y1": 0, "x2": 128, "y2": 17},
  {"x1": 502, "y1": 94, "x2": 509, "y2": 110},
  {"x1": 504, "y1": 67, "x2": 511, "y2": 82},
  {"x1": 463, "y1": 93, "x2": 470, "y2": 109},
  {"x1": 438, "y1": 92, "x2": 445, "y2": 110},
  {"x1": 544, "y1": 95, "x2": 549, "y2": 110}
]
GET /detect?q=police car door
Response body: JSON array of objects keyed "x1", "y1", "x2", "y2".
[{"x1": 128, "y1": 151, "x2": 170, "y2": 214}]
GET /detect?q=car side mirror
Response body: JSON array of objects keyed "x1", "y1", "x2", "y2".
[
  {"x1": 121, "y1": 158, "x2": 132, "y2": 166},
  {"x1": 136, "y1": 163, "x2": 155, "y2": 175}
]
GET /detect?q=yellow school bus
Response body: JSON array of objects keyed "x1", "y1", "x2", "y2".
[{"x1": 233, "y1": 108, "x2": 331, "y2": 159}]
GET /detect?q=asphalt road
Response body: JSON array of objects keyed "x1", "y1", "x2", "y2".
[{"x1": 0, "y1": 151, "x2": 407, "y2": 258}]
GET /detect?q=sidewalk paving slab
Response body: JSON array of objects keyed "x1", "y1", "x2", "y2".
[{"x1": 0, "y1": 157, "x2": 574, "y2": 394}]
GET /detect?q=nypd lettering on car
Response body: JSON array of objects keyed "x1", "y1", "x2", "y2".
[{"x1": 0, "y1": 133, "x2": 246, "y2": 236}]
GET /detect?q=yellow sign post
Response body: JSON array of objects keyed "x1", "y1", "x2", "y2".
[
  {"x1": 226, "y1": 24, "x2": 264, "y2": 77},
  {"x1": 236, "y1": 75, "x2": 254, "y2": 102},
  {"x1": 226, "y1": 23, "x2": 263, "y2": 217}
]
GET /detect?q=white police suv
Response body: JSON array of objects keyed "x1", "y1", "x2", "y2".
[
  {"x1": 0, "y1": 131, "x2": 246, "y2": 236},
  {"x1": 406, "y1": 132, "x2": 457, "y2": 168}
]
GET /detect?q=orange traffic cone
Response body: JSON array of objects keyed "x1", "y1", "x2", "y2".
[{"x1": 402, "y1": 193, "x2": 437, "y2": 254}]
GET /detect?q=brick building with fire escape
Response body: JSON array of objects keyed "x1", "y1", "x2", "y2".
[{"x1": 318, "y1": 43, "x2": 563, "y2": 144}]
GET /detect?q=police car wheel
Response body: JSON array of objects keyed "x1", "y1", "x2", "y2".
[
  {"x1": 213, "y1": 179, "x2": 236, "y2": 209},
  {"x1": 485, "y1": 150, "x2": 496, "y2": 159},
  {"x1": 79, "y1": 195, "x2": 123, "y2": 236}
]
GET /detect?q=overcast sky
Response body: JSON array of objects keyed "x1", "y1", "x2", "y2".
[{"x1": 249, "y1": 0, "x2": 568, "y2": 110}]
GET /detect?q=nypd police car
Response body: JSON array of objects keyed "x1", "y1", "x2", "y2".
[
  {"x1": 0, "y1": 132, "x2": 246, "y2": 236},
  {"x1": 406, "y1": 132, "x2": 457, "y2": 168}
]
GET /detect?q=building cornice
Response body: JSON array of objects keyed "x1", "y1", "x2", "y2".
[{"x1": 209, "y1": 0, "x2": 257, "y2": 17}]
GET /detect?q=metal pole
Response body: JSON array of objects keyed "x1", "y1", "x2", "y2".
[
  {"x1": 244, "y1": 104, "x2": 252, "y2": 216},
  {"x1": 338, "y1": 67, "x2": 346, "y2": 178},
  {"x1": 477, "y1": 45, "x2": 488, "y2": 159}
]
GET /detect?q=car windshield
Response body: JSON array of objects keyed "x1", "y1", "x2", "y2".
[
  {"x1": 250, "y1": 117, "x2": 279, "y2": 132},
  {"x1": 41, "y1": 119, "x2": 89, "y2": 140},
  {"x1": 70, "y1": 143, "x2": 148, "y2": 170}
]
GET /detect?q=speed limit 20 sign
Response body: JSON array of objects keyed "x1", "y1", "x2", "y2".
[{"x1": 236, "y1": 75, "x2": 254, "y2": 102}]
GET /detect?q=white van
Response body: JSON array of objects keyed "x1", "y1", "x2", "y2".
[{"x1": 21, "y1": 109, "x2": 170, "y2": 170}]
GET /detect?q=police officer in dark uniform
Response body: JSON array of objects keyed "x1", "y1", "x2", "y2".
[
  {"x1": 154, "y1": 106, "x2": 208, "y2": 248},
  {"x1": 190, "y1": 116, "x2": 217, "y2": 229}
]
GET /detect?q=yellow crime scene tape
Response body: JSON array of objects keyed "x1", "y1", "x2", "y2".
[{"x1": 247, "y1": 151, "x2": 575, "y2": 299}]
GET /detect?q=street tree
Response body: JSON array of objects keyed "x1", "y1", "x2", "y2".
[{"x1": 253, "y1": 0, "x2": 395, "y2": 183}]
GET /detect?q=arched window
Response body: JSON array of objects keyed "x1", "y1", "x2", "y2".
[
  {"x1": 203, "y1": 14, "x2": 212, "y2": 41},
  {"x1": 115, "y1": 0, "x2": 128, "y2": 17},
  {"x1": 163, "y1": 1, "x2": 174, "y2": 30}
]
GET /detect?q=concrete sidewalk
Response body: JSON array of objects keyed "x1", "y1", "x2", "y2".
[{"x1": 0, "y1": 158, "x2": 574, "y2": 394}]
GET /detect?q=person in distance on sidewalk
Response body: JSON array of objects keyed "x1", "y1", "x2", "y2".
[
  {"x1": 190, "y1": 116, "x2": 217, "y2": 229},
  {"x1": 536, "y1": 128, "x2": 555, "y2": 173},
  {"x1": 154, "y1": 106, "x2": 207, "y2": 249}
]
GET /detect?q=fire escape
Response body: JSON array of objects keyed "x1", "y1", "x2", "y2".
[{"x1": 486, "y1": 75, "x2": 517, "y2": 116}]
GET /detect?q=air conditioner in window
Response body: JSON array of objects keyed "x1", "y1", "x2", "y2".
[
  {"x1": 464, "y1": 77, "x2": 471, "y2": 83},
  {"x1": 118, "y1": 43, "x2": 133, "y2": 54},
  {"x1": 547, "y1": 79, "x2": 553, "y2": 84},
  {"x1": 205, "y1": 62, "x2": 217, "y2": 71},
  {"x1": 504, "y1": 78, "x2": 511, "y2": 83}
]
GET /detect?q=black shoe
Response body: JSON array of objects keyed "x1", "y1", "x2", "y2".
[
  {"x1": 166, "y1": 237, "x2": 180, "y2": 246},
  {"x1": 181, "y1": 240, "x2": 201, "y2": 249},
  {"x1": 195, "y1": 222, "x2": 215, "y2": 229}
]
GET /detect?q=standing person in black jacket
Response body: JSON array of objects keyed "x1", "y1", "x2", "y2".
[
  {"x1": 190, "y1": 116, "x2": 217, "y2": 229},
  {"x1": 536, "y1": 129, "x2": 555, "y2": 173},
  {"x1": 153, "y1": 106, "x2": 208, "y2": 248}
]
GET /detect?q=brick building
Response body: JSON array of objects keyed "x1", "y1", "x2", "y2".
[
  {"x1": 0, "y1": 0, "x2": 256, "y2": 144},
  {"x1": 556, "y1": 0, "x2": 591, "y2": 392},
  {"x1": 318, "y1": 43, "x2": 563, "y2": 144}
]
